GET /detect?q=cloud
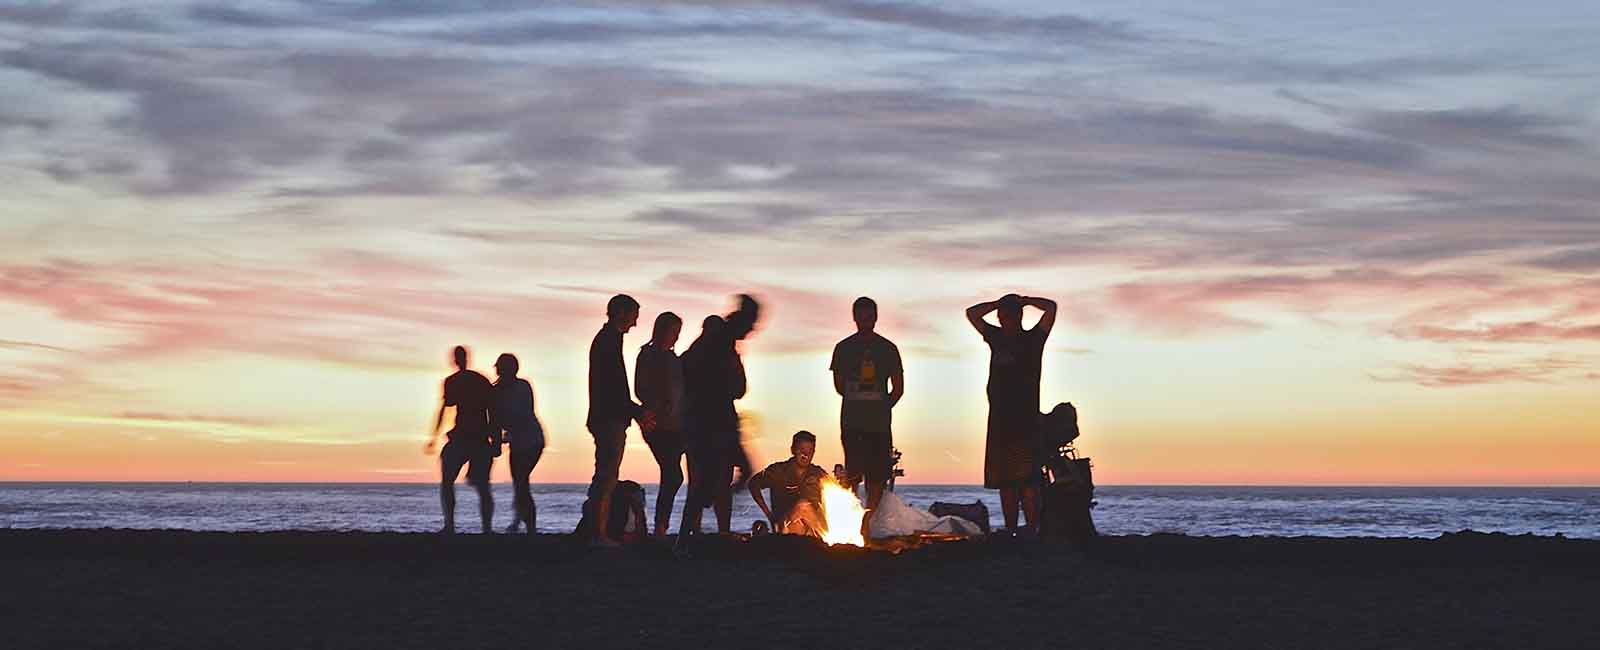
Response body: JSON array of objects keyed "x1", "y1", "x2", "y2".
[
  {"x1": 1525, "y1": 248, "x2": 1600, "y2": 273},
  {"x1": 1371, "y1": 356, "x2": 1587, "y2": 388},
  {"x1": 1394, "y1": 322, "x2": 1600, "y2": 344},
  {"x1": 1357, "y1": 106, "x2": 1585, "y2": 152}
]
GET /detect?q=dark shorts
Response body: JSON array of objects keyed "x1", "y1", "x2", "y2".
[
  {"x1": 441, "y1": 440, "x2": 492, "y2": 486},
  {"x1": 842, "y1": 428, "x2": 893, "y2": 484},
  {"x1": 587, "y1": 423, "x2": 628, "y2": 500}
]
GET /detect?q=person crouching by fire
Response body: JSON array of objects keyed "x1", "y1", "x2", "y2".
[{"x1": 748, "y1": 431, "x2": 829, "y2": 538}]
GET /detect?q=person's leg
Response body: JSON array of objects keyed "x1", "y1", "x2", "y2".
[
  {"x1": 524, "y1": 441, "x2": 544, "y2": 533},
  {"x1": 1020, "y1": 485, "x2": 1039, "y2": 533},
  {"x1": 508, "y1": 447, "x2": 532, "y2": 533},
  {"x1": 468, "y1": 449, "x2": 493, "y2": 534},
  {"x1": 647, "y1": 432, "x2": 685, "y2": 537},
  {"x1": 712, "y1": 444, "x2": 735, "y2": 534},
  {"x1": 586, "y1": 425, "x2": 625, "y2": 546},
  {"x1": 439, "y1": 443, "x2": 467, "y2": 534},
  {"x1": 864, "y1": 430, "x2": 891, "y2": 512},
  {"x1": 999, "y1": 486, "x2": 1021, "y2": 531},
  {"x1": 677, "y1": 437, "x2": 706, "y2": 539}
]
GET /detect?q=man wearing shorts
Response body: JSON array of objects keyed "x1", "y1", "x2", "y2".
[
  {"x1": 428, "y1": 345, "x2": 498, "y2": 534},
  {"x1": 830, "y1": 297, "x2": 904, "y2": 512},
  {"x1": 585, "y1": 294, "x2": 651, "y2": 548}
]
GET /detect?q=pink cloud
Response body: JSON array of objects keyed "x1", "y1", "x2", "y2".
[{"x1": 1370, "y1": 356, "x2": 1586, "y2": 387}]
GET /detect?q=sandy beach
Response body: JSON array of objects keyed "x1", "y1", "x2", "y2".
[{"x1": 4, "y1": 529, "x2": 1596, "y2": 649}]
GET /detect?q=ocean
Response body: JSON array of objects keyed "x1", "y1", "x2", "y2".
[{"x1": 2, "y1": 483, "x2": 1596, "y2": 538}]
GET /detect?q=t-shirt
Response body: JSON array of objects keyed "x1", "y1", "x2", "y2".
[
  {"x1": 980, "y1": 324, "x2": 1046, "y2": 414},
  {"x1": 587, "y1": 323, "x2": 642, "y2": 431},
  {"x1": 635, "y1": 343, "x2": 684, "y2": 432},
  {"x1": 748, "y1": 459, "x2": 828, "y2": 523},
  {"x1": 443, "y1": 369, "x2": 493, "y2": 442},
  {"x1": 491, "y1": 378, "x2": 543, "y2": 449},
  {"x1": 829, "y1": 332, "x2": 903, "y2": 433}
]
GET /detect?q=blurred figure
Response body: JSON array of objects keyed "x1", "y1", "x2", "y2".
[
  {"x1": 426, "y1": 345, "x2": 498, "y2": 535},
  {"x1": 677, "y1": 295, "x2": 761, "y2": 548},
  {"x1": 492, "y1": 353, "x2": 544, "y2": 535},
  {"x1": 965, "y1": 293, "x2": 1057, "y2": 533},
  {"x1": 635, "y1": 311, "x2": 686, "y2": 537},
  {"x1": 584, "y1": 294, "x2": 654, "y2": 548},
  {"x1": 748, "y1": 431, "x2": 828, "y2": 538},
  {"x1": 830, "y1": 296, "x2": 904, "y2": 512}
]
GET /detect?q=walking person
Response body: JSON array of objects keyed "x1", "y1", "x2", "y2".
[
  {"x1": 635, "y1": 312, "x2": 686, "y2": 537},
  {"x1": 584, "y1": 294, "x2": 653, "y2": 548},
  {"x1": 965, "y1": 294, "x2": 1057, "y2": 533},
  {"x1": 425, "y1": 345, "x2": 498, "y2": 535},
  {"x1": 830, "y1": 296, "x2": 904, "y2": 512},
  {"x1": 677, "y1": 295, "x2": 760, "y2": 549},
  {"x1": 491, "y1": 353, "x2": 544, "y2": 534}
]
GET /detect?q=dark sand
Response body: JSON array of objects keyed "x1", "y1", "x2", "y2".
[{"x1": 4, "y1": 529, "x2": 1597, "y2": 649}]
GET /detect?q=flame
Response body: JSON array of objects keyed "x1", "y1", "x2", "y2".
[{"x1": 818, "y1": 477, "x2": 867, "y2": 547}]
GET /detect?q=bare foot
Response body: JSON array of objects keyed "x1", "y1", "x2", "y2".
[{"x1": 589, "y1": 536, "x2": 622, "y2": 549}]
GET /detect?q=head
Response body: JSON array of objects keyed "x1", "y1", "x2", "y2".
[
  {"x1": 701, "y1": 314, "x2": 725, "y2": 336},
  {"x1": 451, "y1": 345, "x2": 468, "y2": 370},
  {"x1": 606, "y1": 294, "x2": 640, "y2": 333},
  {"x1": 651, "y1": 312, "x2": 682, "y2": 349},
  {"x1": 790, "y1": 430, "x2": 817, "y2": 467},
  {"x1": 726, "y1": 293, "x2": 761, "y2": 341},
  {"x1": 997, "y1": 293, "x2": 1024, "y2": 332},
  {"x1": 852, "y1": 296, "x2": 878, "y2": 334},
  {"x1": 494, "y1": 353, "x2": 519, "y2": 382}
]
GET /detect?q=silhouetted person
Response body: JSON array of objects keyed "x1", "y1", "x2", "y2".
[
  {"x1": 830, "y1": 296, "x2": 904, "y2": 512},
  {"x1": 677, "y1": 295, "x2": 760, "y2": 548},
  {"x1": 966, "y1": 293, "x2": 1057, "y2": 533},
  {"x1": 492, "y1": 353, "x2": 544, "y2": 534},
  {"x1": 426, "y1": 345, "x2": 498, "y2": 534},
  {"x1": 584, "y1": 294, "x2": 653, "y2": 548},
  {"x1": 635, "y1": 311, "x2": 685, "y2": 537},
  {"x1": 748, "y1": 430, "x2": 828, "y2": 538}
]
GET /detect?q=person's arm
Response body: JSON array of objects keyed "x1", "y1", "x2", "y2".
[
  {"x1": 730, "y1": 352, "x2": 747, "y2": 401},
  {"x1": 888, "y1": 370, "x2": 905, "y2": 409},
  {"x1": 747, "y1": 471, "x2": 774, "y2": 527},
  {"x1": 830, "y1": 343, "x2": 847, "y2": 397},
  {"x1": 426, "y1": 401, "x2": 447, "y2": 453},
  {"x1": 966, "y1": 300, "x2": 999, "y2": 335},
  {"x1": 1025, "y1": 296, "x2": 1058, "y2": 338}
]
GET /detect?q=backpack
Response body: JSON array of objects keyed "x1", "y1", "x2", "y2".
[
  {"x1": 1037, "y1": 402, "x2": 1097, "y2": 542},
  {"x1": 575, "y1": 480, "x2": 649, "y2": 543}
]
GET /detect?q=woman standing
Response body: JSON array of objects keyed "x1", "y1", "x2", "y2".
[
  {"x1": 965, "y1": 293, "x2": 1057, "y2": 533},
  {"x1": 492, "y1": 353, "x2": 545, "y2": 534},
  {"x1": 636, "y1": 312, "x2": 686, "y2": 537}
]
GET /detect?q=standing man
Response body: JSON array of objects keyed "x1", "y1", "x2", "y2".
[
  {"x1": 426, "y1": 345, "x2": 498, "y2": 535},
  {"x1": 830, "y1": 296, "x2": 904, "y2": 512},
  {"x1": 966, "y1": 293, "x2": 1057, "y2": 533},
  {"x1": 585, "y1": 294, "x2": 653, "y2": 548}
]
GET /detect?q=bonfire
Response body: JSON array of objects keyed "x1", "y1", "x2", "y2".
[{"x1": 817, "y1": 477, "x2": 867, "y2": 547}]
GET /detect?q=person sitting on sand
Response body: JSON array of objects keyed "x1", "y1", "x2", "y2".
[
  {"x1": 748, "y1": 431, "x2": 829, "y2": 538},
  {"x1": 491, "y1": 353, "x2": 544, "y2": 535},
  {"x1": 426, "y1": 345, "x2": 499, "y2": 535}
]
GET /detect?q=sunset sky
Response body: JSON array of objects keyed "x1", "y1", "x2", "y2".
[{"x1": 2, "y1": 1, "x2": 1597, "y2": 485}]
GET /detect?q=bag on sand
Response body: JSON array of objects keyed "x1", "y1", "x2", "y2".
[
  {"x1": 867, "y1": 491, "x2": 985, "y2": 538},
  {"x1": 1037, "y1": 402, "x2": 1097, "y2": 542},
  {"x1": 575, "y1": 480, "x2": 649, "y2": 543}
]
